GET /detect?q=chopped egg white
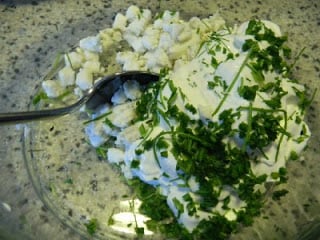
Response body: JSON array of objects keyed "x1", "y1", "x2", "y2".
[
  {"x1": 64, "y1": 51, "x2": 84, "y2": 69},
  {"x1": 42, "y1": 79, "x2": 64, "y2": 98},
  {"x1": 58, "y1": 66, "x2": 75, "y2": 87},
  {"x1": 79, "y1": 36, "x2": 103, "y2": 53},
  {"x1": 112, "y1": 13, "x2": 127, "y2": 31},
  {"x1": 75, "y1": 68, "x2": 93, "y2": 90},
  {"x1": 122, "y1": 80, "x2": 142, "y2": 100}
]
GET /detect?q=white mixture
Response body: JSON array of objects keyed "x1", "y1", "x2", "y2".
[{"x1": 41, "y1": 5, "x2": 310, "y2": 236}]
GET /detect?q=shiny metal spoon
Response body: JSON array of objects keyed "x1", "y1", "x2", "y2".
[{"x1": 0, "y1": 71, "x2": 159, "y2": 124}]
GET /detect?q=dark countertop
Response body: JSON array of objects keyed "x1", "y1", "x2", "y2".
[{"x1": 0, "y1": 0, "x2": 319, "y2": 239}]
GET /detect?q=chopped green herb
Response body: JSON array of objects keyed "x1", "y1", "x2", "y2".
[
  {"x1": 247, "y1": 63, "x2": 265, "y2": 83},
  {"x1": 83, "y1": 111, "x2": 112, "y2": 125},
  {"x1": 212, "y1": 51, "x2": 251, "y2": 116},
  {"x1": 130, "y1": 159, "x2": 140, "y2": 168},
  {"x1": 96, "y1": 137, "x2": 116, "y2": 159},
  {"x1": 160, "y1": 151, "x2": 168, "y2": 158},
  {"x1": 246, "y1": 19, "x2": 263, "y2": 35},
  {"x1": 278, "y1": 167, "x2": 288, "y2": 184},
  {"x1": 289, "y1": 151, "x2": 299, "y2": 161},
  {"x1": 172, "y1": 197, "x2": 184, "y2": 217},
  {"x1": 238, "y1": 85, "x2": 259, "y2": 101},
  {"x1": 222, "y1": 196, "x2": 231, "y2": 210},
  {"x1": 239, "y1": 110, "x2": 281, "y2": 150},
  {"x1": 211, "y1": 56, "x2": 219, "y2": 68},
  {"x1": 183, "y1": 193, "x2": 197, "y2": 216},
  {"x1": 65, "y1": 53, "x2": 74, "y2": 70},
  {"x1": 96, "y1": 146, "x2": 107, "y2": 159},
  {"x1": 64, "y1": 178, "x2": 73, "y2": 184},
  {"x1": 295, "y1": 115, "x2": 302, "y2": 124},
  {"x1": 135, "y1": 227, "x2": 145, "y2": 237},
  {"x1": 84, "y1": 218, "x2": 98, "y2": 236},
  {"x1": 271, "y1": 172, "x2": 279, "y2": 180},
  {"x1": 292, "y1": 86, "x2": 317, "y2": 112},
  {"x1": 185, "y1": 103, "x2": 197, "y2": 114},
  {"x1": 32, "y1": 91, "x2": 48, "y2": 105},
  {"x1": 138, "y1": 123, "x2": 147, "y2": 137},
  {"x1": 208, "y1": 75, "x2": 228, "y2": 91},
  {"x1": 208, "y1": 81, "x2": 217, "y2": 89},
  {"x1": 272, "y1": 189, "x2": 289, "y2": 200},
  {"x1": 107, "y1": 211, "x2": 115, "y2": 226},
  {"x1": 104, "y1": 117, "x2": 116, "y2": 129}
]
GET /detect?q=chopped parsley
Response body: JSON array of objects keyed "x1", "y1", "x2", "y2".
[
  {"x1": 272, "y1": 189, "x2": 289, "y2": 201},
  {"x1": 84, "y1": 218, "x2": 98, "y2": 236},
  {"x1": 172, "y1": 197, "x2": 184, "y2": 217},
  {"x1": 239, "y1": 111, "x2": 282, "y2": 151},
  {"x1": 64, "y1": 178, "x2": 73, "y2": 184},
  {"x1": 243, "y1": 19, "x2": 292, "y2": 75},
  {"x1": 289, "y1": 151, "x2": 299, "y2": 161},
  {"x1": 238, "y1": 85, "x2": 259, "y2": 101},
  {"x1": 292, "y1": 86, "x2": 317, "y2": 112},
  {"x1": 32, "y1": 91, "x2": 49, "y2": 105},
  {"x1": 130, "y1": 159, "x2": 140, "y2": 168}
]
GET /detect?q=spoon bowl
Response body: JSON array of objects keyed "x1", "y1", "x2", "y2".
[{"x1": 0, "y1": 71, "x2": 159, "y2": 123}]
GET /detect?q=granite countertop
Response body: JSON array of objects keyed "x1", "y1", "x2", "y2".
[{"x1": 0, "y1": 0, "x2": 319, "y2": 239}]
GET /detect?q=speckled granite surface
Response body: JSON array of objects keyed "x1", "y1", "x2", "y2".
[{"x1": 0, "y1": 0, "x2": 320, "y2": 239}]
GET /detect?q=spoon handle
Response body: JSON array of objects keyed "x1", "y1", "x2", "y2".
[
  {"x1": 0, "y1": 109, "x2": 68, "y2": 124},
  {"x1": 0, "y1": 98, "x2": 85, "y2": 124}
]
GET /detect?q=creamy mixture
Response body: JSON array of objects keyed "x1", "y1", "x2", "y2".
[{"x1": 40, "y1": 5, "x2": 311, "y2": 238}]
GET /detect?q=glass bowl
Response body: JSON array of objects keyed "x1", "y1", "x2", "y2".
[{"x1": 21, "y1": 1, "x2": 320, "y2": 239}]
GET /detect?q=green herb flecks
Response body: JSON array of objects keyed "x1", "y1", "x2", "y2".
[
  {"x1": 183, "y1": 193, "x2": 197, "y2": 216},
  {"x1": 45, "y1": 52, "x2": 64, "y2": 80},
  {"x1": 64, "y1": 178, "x2": 73, "y2": 184},
  {"x1": 32, "y1": 89, "x2": 71, "y2": 106},
  {"x1": 197, "y1": 31, "x2": 233, "y2": 59},
  {"x1": 212, "y1": 51, "x2": 251, "y2": 116},
  {"x1": 238, "y1": 85, "x2": 259, "y2": 101},
  {"x1": 83, "y1": 111, "x2": 112, "y2": 125},
  {"x1": 238, "y1": 106, "x2": 289, "y2": 161},
  {"x1": 208, "y1": 75, "x2": 228, "y2": 92},
  {"x1": 32, "y1": 91, "x2": 49, "y2": 105},
  {"x1": 243, "y1": 19, "x2": 292, "y2": 75},
  {"x1": 261, "y1": 86, "x2": 288, "y2": 110},
  {"x1": 239, "y1": 111, "x2": 281, "y2": 152},
  {"x1": 95, "y1": 137, "x2": 116, "y2": 159},
  {"x1": 292, "y1": 86, "x2": 317, "y2": 113},
  {"x1": 130, "y1": 159, "x2": 140, "y2": 168},
  {"x1": 172, "y1": 197, "x2": 184, "y2": 217},
  {"x1": 192, "y1": 215, "x2": 238, "y2": 240},
  {"x1": 84, "y1": 218, "x2": 98, "y2": 236},
  {"x1": 128, "y1": 199, "x2": 145, "y2": 237},
  {"x1": 272, "y1": 189, "x2": 289, "y2": 201},
  {"x1": 65, "y1": 53, "x2": 74, "y2": 70},
  {"x1": 289, "y1": 151, "x2": 299, "y2": 161}
]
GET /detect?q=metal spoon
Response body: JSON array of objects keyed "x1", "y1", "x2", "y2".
[{"x1": 0, "y1": 71, "x2": 159, "y2": 124}]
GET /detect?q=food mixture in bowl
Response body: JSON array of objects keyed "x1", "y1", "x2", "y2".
[{"x1": 38, "y1": 5, "x2": 313, "y2": 239}]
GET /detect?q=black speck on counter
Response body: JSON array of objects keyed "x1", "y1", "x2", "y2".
[{"x1": 31, "y1": 1, "x2": 39, "y2": 6}]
